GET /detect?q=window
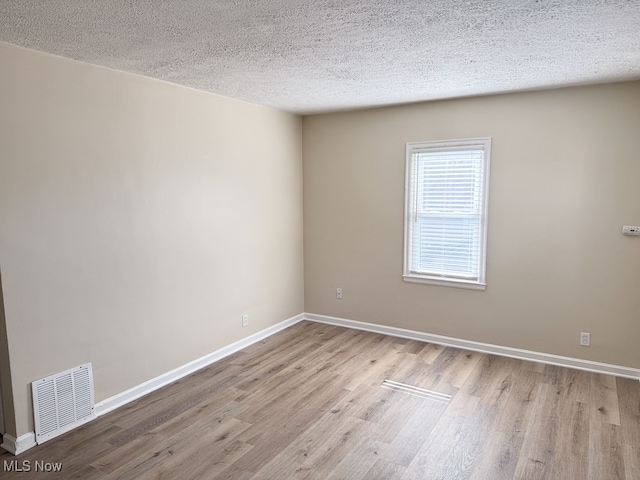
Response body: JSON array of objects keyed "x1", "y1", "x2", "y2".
[{"x1": 403, "y1": 138, "x2": 491, "y2": 290}]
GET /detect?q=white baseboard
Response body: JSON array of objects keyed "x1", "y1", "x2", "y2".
[
  {"x1": 1, "y1": 432, "x2": 36, "y2": 456},
  {"x1": 304, "y1": 313, "x2": 640, "y2": 380},
  {"x1": 94, "y1": 313, "x2": 305, "y2": 417}
]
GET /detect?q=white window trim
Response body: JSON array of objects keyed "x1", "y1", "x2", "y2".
[{"x1": 402, "y1": 137, "x2": 491, "y2": 290}]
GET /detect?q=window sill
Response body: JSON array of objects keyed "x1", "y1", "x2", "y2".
[{"x1": 402, "y1": 275, "x2": 486, "y2": 291}]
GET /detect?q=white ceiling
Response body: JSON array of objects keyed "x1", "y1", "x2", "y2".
[{"x1": 1, "y1": 0, "x2": 639, "y2": 114}]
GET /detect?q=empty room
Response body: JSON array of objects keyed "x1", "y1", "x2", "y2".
[{"x1": 1, "y1": 1, "x2": 639, "y2": 478}]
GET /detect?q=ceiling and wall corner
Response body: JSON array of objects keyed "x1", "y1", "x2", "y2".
[{"x1": 0, "y1": 0, "x2": 639, "y2": 114}]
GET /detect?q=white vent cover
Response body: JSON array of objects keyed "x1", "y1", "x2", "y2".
[{"x1": 32, "y1": 363, "x2": 96, "y2": 445}]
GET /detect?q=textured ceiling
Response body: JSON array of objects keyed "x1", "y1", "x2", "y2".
[{"x1": 1, "y1": 0, "x2": 640, "y2": 114}]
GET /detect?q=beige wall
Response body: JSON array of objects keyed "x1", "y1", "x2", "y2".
[
  {"x1": 0, "y1": 42, "x2": 304, "y2": 437},
  {"x1": 303, "y1": 81, "x2": 640, "y2": 369}
]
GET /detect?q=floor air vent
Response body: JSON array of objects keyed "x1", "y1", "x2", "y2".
[
  {"x1": 381, "y1": 379, "x2": 452, "y2": 403},
  {"x1": 32, "y1": 363, "x2": 96, "y2": 445}
]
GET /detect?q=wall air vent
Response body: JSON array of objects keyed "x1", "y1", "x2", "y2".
[{"x1": 32, "y1": 363, "x2": 96, "y2": 445}]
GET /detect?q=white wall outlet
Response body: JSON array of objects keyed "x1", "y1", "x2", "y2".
[
  {"x1": 336, "y1": 288, "x2": 343, "y2": 299},
  {"x1": 622, "y1": 225, "x2": 640, "y2": 236},
  {"x1": 242, "y1": 314, "x2": 249, "y2": 327},
  {"x1": 580, "y1": 332, "x2": 590, "y2": 346}
]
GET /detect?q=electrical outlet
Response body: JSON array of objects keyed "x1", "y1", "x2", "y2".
[
  {"x1": 580, "y1": 332, "x2": 590, "y2": 346},
  {"x1": 242, "y1": 314, "x2": 249, "y2": 327},
  {"x1": 336, "y1": 288, "x2": 343, "y2": 299}
]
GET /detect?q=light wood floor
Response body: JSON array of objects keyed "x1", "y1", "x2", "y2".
[{"x1": 2, "y1": 321, "x2": 639, "y2": 479}]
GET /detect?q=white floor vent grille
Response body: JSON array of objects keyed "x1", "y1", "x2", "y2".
[{"x1": 32, "y1": 363, "x2": 96, "y2": 445}]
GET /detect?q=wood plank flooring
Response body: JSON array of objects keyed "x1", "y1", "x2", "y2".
[{"x1": 1, "y1": 321, "x2": 639, "y2": 479}]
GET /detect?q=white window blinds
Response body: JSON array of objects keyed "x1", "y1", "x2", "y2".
[{"x1": 404, "y1": 138, "x2": 490, "y2": 289}]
